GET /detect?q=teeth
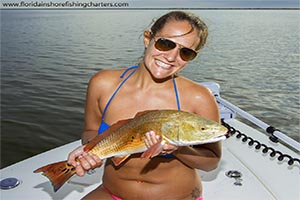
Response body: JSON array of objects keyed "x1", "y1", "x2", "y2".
[{"x1": 156, "y1": 60, "x2": 171, "y2": 69}]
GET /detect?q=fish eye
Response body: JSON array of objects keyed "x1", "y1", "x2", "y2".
[{"x1": 201, "y1": 127, "x2": 205, "y2": 130}]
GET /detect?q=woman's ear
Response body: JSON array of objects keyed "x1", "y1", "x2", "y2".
[{"x1": 144, "y1": 30, "x2": 152, "y2": 48}]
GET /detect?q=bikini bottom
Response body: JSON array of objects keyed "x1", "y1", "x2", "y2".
[{"x1": 103, "y1": 185, "x2": 203, "y2": 200}]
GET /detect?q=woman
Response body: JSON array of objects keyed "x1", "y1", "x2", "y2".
[{"x1": 68, "y1": 11, "x2": 221, "y2": 200}]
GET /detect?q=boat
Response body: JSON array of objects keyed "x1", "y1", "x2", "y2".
[{"x1": 1, "y1": 82, "x2": 299, "y2": 200}]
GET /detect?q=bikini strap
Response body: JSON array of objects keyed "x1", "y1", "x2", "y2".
[
  {"x1": 120, "y1": 65, "x2": 138, "y2": 78},
  {"x1": 101, "y1": 66, "x2": 138, "y2": 121},
  {"x1": 172, "y1": 76, "x2": 181, "y2": 111}
]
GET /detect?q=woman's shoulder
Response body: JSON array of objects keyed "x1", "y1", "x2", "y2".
[
  {"x1": 177, "y1": 76, "x2": 212, "y2": 96},
  {"x1": 89, "y1": 68, "x2": 125, "y2": 88},
  {"x1": 177, "y1": 76, "x2": 219, "y2": 120},
  {"x1": 85, "y1": 68, "x2": 126, "y2": 97},
  {"x1": 91, "y1": 68, "x2": 123, "y2": 81}
]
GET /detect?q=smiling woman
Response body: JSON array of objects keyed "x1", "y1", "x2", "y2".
[
  {"x1": 142, "y1": 12, "x2": 208, "y2": 79},
  {"x1": 65, "y1": 10, "x2": 222, "y2": 200},
  {"x1": 153, "y1": 38, "x2": 198, "y2": 61},
  {"x1": 1, "y1": 8, "x2": 299, "y2": 200}
]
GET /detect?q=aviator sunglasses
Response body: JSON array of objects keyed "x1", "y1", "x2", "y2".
[{"x1": 154, "y1": 38, "x2": 198, "y2": 61}]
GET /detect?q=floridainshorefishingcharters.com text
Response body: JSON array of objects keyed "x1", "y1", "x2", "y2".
[{"x1": 1, "y1": 1, "x2": 130, "y2": 8}]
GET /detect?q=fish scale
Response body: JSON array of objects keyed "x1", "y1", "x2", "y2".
[{"x1": 34, "y1": 109, "x2": 228, "y2": 192}]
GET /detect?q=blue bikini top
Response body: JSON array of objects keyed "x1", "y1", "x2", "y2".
[
  {"x1": 97, "y1": 66, "x2": 181, "y2": 158},
  {"x1": 98, "y1": 66, "x2": 181, "y2": 134}
]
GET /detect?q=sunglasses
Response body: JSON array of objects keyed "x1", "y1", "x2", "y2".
[{"x1": 154, "y1": 38, "x2": 198, "y2": 61}]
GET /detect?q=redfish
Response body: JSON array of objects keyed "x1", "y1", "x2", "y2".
[{"x1": 34, "y1": 110, "x2": 228, "y2": 192}]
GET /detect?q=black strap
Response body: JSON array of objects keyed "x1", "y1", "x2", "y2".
[{"x1": 222, "y1": 120, "x2": 300, "y2": 166}]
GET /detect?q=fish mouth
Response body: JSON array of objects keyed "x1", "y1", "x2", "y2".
[
  {"x1": 221, "y1": 125, "x2": 231, "y2": 138},
  {"x1": 175, "y1": 135, "x2": 227, "y2": 146}
]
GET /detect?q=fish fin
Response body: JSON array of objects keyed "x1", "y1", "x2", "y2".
[
  {"x1": 134, "y1": 110, "x2": 151, "y2": 117},
  {"x1": 84, "y1": 118, "x2": 131, "y2": 152},
  {"x1": 111, "y1": 155, "x2": 131, "y2": 166},
  {"x1": 84, "y1": 111, "x2": 154, "y2": 152},
  {"x1": 141, "y1": 141, "x2": 165, "y2": 159},
  {"x1": 134, "y1": 109, "x2": 165, "y2": 118},
  {"x1": 34, "y1": 160, "x2": 76, "y2": 192}
]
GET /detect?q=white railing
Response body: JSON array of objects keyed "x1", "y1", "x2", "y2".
[
  {"x1": 201, "y1": 82, "x2": 300, "y2": 151},
  {"x1": 216, "y1": 95, "x2": 300, "y2": 151}
]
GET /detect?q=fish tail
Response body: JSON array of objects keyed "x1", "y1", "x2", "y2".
[{"x1": 34, "y1": 160, "x2": 76, "y2": 192}]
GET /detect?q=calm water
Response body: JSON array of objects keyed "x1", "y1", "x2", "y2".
[{"x1": 1, "y1": 10, "x2": 299, "y2": 168}]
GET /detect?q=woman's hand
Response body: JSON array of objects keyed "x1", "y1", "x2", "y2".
[
  {"x1": 67, "y1": 145, "x2": 102, "y2": 176},
  {"x1": 144, "y1": 131, "x2": 178, "y2": 155}
]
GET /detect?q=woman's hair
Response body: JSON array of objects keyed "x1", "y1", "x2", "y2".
[{"x1": 150, "y1": 11, "x2": 208, "y2": 50}]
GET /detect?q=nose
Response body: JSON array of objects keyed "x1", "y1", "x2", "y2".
[{"x1": 164, "y1": 48, "x2": 179, "y2": 62}]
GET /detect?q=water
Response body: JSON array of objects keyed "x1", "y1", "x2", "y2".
[{"x1": 1, "y1": 10, "x2": 299, "y2": 168}]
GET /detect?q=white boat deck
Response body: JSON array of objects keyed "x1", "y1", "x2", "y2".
[{"x1": 1, "y1": 119, "x2": 299, "y2": 200}]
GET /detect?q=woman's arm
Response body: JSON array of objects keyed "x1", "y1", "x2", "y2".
[
  {"x1": 174, "y1": 86, "x2": 222, "y2": 171},
  {"x1": 68, "y1": 72, "x2": 106, "y2": 176},
  {"x1": 82, "y1": 73, "x2": 104, "y2": 144},
  {"x1": 145, "y1": 85, "x2": 222, "y2": 171},
  {"x1": 173, "y1": 142, "x2": 222, "y2": 171}
]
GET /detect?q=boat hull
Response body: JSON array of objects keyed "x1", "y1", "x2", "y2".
[{"x1": 1, "y1": 119, "x2": 299, "y2": 200}]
